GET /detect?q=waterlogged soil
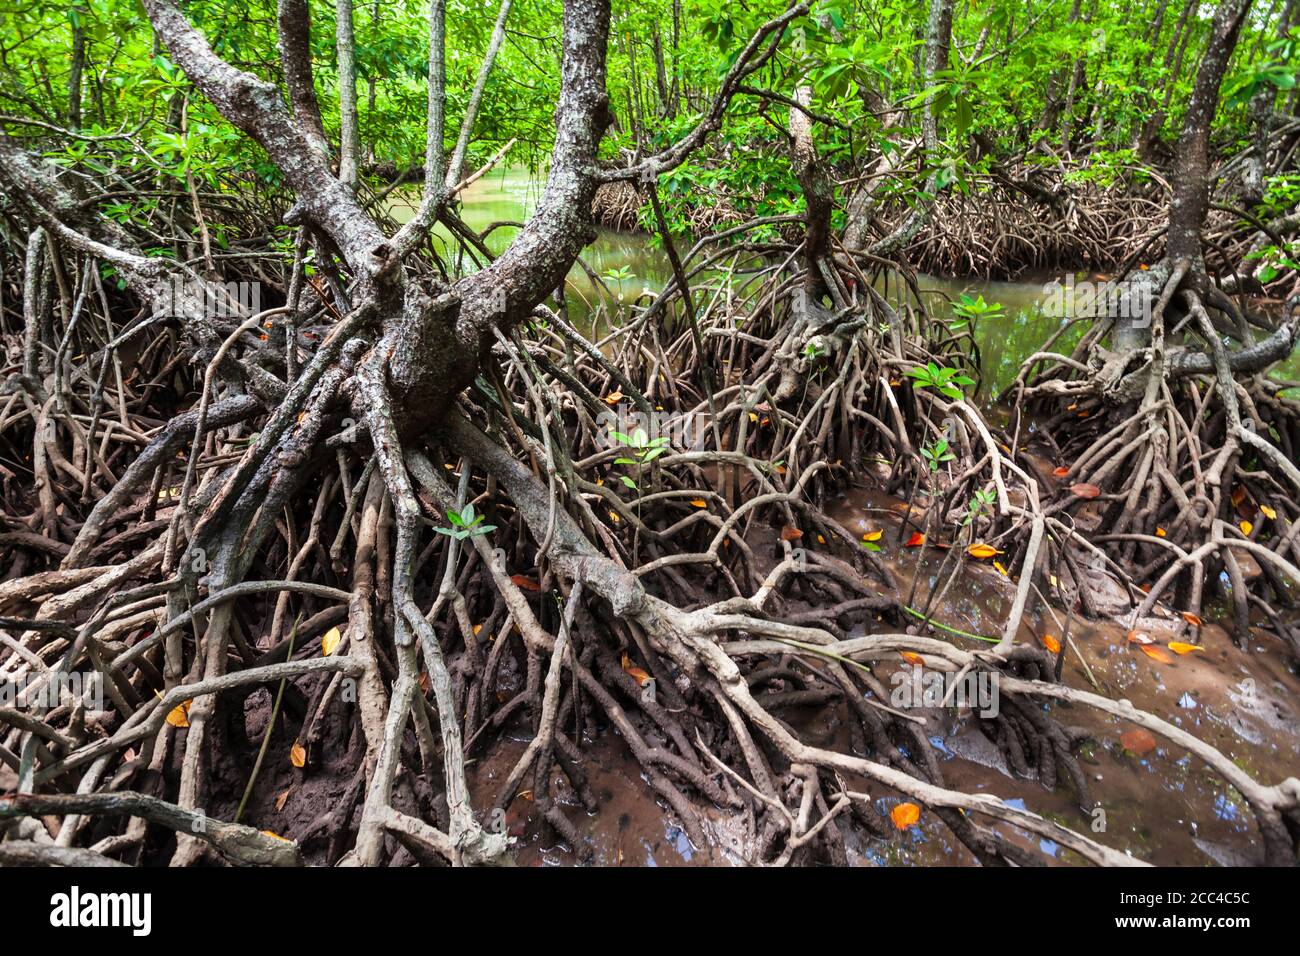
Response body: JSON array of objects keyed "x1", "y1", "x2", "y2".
[
  {"x1": 381, "y1": 169, "x2": 1300, "y2": 865},
  {"x1": 466, "y1": 479, "x2": 1300, "y2": 867}
]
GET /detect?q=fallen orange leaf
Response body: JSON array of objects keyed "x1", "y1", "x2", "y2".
[
  {"x1": 1180, "y1": 611, "x2": 1203, "y2": 627},
  {"x1": 260, "y1": 830, "x2": 292, "y2": 842},
  {"x1": 1041, "y1": 634, "x2": 1061, "y2": 654},
  {"x1": 1138, "y1": 644, "x2": 1175, "y2": 664},
  {"x1": 780, "y1": 525, "x2": 803, "y2": 541},
  {"x1": 905, "y1": 532, "x2": 925, "y2": 547},
  {"x1": 620, "y1": 652, "x2": 652, "y2": 687},
  {"x1": 1070, "y1": 482, "x2": 1101, "y2": 499},
  {"x1": 890, "y1": 802, "x2": 921, "y2": 830},
  {"x1": 900, "y1": 651, "x2": 925, "y2": 666},
  {"x1": 862, "y1": 529, "x2": 883, "y2": 542},
  {"x1": 510, "y1": 574, "x2": 541, "y2": 592},
  {"x1": 290, "y1": 740, "x2": 306, "y2": 768},
  {"x1": 967, "y1": 543, "x2": 1001, "y2": 559},
  {"x1": 603, "y1": 390, "x2": 624, "y2": 405},
  {"x1": 1127, "y1": 630, "x2": 1153, "y2": 645},
  {"x1": 1155, "y1": 527, "x2": 1167, "y2": 537},
  {"x1": 1120, "y1": 728, "x2": 1157, "y2": 756},
  {"x1": 690, "y1": 498, "x2": 708, "y2": 508},
  {"x1": 1052, "y1": 466, "x2": 1070, "y2": 478}
]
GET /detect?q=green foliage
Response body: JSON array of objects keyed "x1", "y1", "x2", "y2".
[
  {"x1": 434, "y1": 504, "x2": 496, "y2": 541},
  {"x1": 905, "y1": 362, "x2": 975, "y2": 401},
  {"x1": 949, "y1": 294, "x2": 1003, "y2": 332},
  {"x1": 920, "y1": 436, "x2": 956, "y2": 473}
]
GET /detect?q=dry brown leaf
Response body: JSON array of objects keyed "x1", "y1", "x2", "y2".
[
  {"x1": 275, "y1": 788, "x2": 292, "y2": 812},
  {"x1": 780, "y1": 525, "x2": 803, "y2": 541},
  {"x1": 1070, "y1": 482, "x2": 1101, "y2": 499}
]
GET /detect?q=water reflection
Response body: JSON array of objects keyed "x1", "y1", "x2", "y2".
[{"x1": 389, "y1": 167, "x2": 1300, "y2": 400}]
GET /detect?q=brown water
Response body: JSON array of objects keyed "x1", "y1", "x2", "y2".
[{"x1": 419, "y1": 169, "x2": 1300, "y2": 865}]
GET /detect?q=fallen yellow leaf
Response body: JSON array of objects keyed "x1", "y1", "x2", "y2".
[
  {"x1": 862, "y1": 529, "x2": 883, "y2": 542},
  {"x1": 166, "y1": 700, "x2": 191, "y2": 729},
  {"x1": 967, "y1": 543, "x2": 1001, "y2": 559},
  {"x1": 1239, "y1": 519, "x2": 1253, "y2": 535},
  {"x1": 1260, "y1": 504, "x2": 1276, "y2": 520},
  {"x1": 993, "y1": 560, "x2": 1009, "y2": 577},
  {"x1": 321, "y1": 626, "x2": 342, "y2": 657},
  {"x1": 603, "y1": 390, "x2": 623, "y2": 405},
  {"x1": 260, "y1": 830, "x2": 292, "y2": 842},
  {"x1": 1168, "y1": 641, "x2": 1204, "y2": 655}
]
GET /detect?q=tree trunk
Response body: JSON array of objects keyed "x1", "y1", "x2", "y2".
[{"x1": 1166, "y1": 0, "x2": 1253, "y2": 276}]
